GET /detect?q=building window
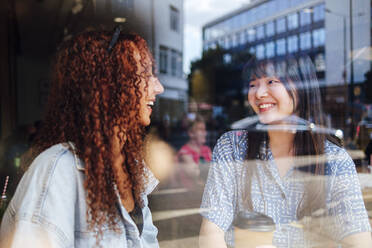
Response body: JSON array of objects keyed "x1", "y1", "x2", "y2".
[
  {"x1": 239, "y1": 32, "x2": 246, "y2": 45},
  {"x1": 276, "y1": 17, "x2": 286, "y2": 33},
  {"x1": 266, "y1": 41, "x2": 275, "y2": 58},
  {"x1": 113, "y1": 0, "x2": 134, "y2": 13},
  {"x1": 256, "y1": 44, "x2": 265, "y2": 59},
  {"x1": 249, "y1": 46, "x2": 256, "y2": 55},
  {"x1": 276, "y1": 38, "x2": 286, "y2": 55},
  {"x1": 232, "y1": 33, "x2": 239, "y2": 47},
  {"x1": 288, "y1": 12, "x2": 299, "y2": 30},
  {"x1": 170, "y1": 6, "x2": 180, "y2": 32},
  {"x1": 315, "y1": 53, "x2": 326, "y2": 71},
  {"x1": 204, "y1": 28, "x2": 211, "y2": 41},
  {"x1": 313, "y1": 4, "x2": 325, "y2": 22},
  {"x1": 300, "y1": 32, "x2": 311, "y2": 50},
  {"x1": 248, "y1": 28, "x2": 256, "y2": 42},
  {"x1": 256, "y1": 25, "x2": 264, "y2": 40},
  {"x1": 276, "y1": 61, "x2": 287, "y2": 77},
  {"x1": 223, "y1": 53, "x2": 232, "y2": 64},
  {"x1": 171, "y1": 50, "x2": 178, "y2": 76},
  {"x1": 159, "y1": 46, "x2": 168, "y2": 74},
  {"x1": 266, "y1": 21, "x2": 275, "y2": 37},
  {"x1": 313, "y1": 28, "x2": 325, "y2": 47},
  {"x1": 288, "y1": 35, "x2": 298, "y2": 53},
  {"x1": 219, "y1": 38, "x2": 225, "y2": 48},
  {"x1": 300, "y1": 9, "x2": 311, "y2": 26},
  {"x1": 225, "y1": 36, "x2": 233, "y2": 49},
  {"x1": 177, "y1": 52, "x2": 183, "y2": 77}
]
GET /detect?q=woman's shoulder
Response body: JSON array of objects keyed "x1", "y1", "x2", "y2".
[
  {"x1": 29, "y1": 143, "x2": 81, "y2": 176},
  {"x1": 217, "y1": 130, "x2": 248, "y2": 146},
  {"x1": 324, "y1": 139, "x2": 356, "y2": 174},
  {"x1": 324, "y1": 139, "x2": 348, "y2": 158},
  {"x1": 13, "y1": 143, "x2": 81, "y2": 208},
  {"x1": 213, "y1": 130, "x2": 248, "y2": 161}
]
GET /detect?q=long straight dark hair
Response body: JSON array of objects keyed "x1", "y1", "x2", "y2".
[{"x1": 242, "y1": 57, "x2": 339, "y2": 219}]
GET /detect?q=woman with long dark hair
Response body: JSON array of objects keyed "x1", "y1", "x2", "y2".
[
  {"x1": 0, "y1": 29, "x2": 164, "y2": 247},
  {"x1": 199, "y1": 57, "x2": 371, "y2": 247}
]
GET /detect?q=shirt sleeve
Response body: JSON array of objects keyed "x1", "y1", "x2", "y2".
[
  {"x1": 328, "y1": 146, "x2": 371, "y2": 241},
  {"x1": 200, "y1": 132, "x2": 237, "y2": 232}
]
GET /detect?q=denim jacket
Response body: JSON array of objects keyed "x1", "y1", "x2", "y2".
[{"x1": 0, "y1": 143, "x2": 159, "y2": 248}]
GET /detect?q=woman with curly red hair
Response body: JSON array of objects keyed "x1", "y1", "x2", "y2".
[{"x1": 0, "y1": 28, "x2": 164, "y2": 247}]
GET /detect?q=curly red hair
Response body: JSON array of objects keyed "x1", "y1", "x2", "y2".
[{"x1": 30, "y1": 30, "x2": 154, "y2": 235}]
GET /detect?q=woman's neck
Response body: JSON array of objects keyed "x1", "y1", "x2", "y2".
[
  {"x1": 268, "y1": 130, "x2": 296, "y2": 177},
  {"x1": 113, "y1": 154, "x2": 135, "y2": 212},
  {"x1": 268, "y1": 130, "x2": 295, "y2": 157},
  {"x1": 187, "y1": 140, "x2": 202, "y2": 152}
]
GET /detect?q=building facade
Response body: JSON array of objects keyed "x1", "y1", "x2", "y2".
[
  {"x1": 152, "y1": 0, "x2": 188, "y2": 124},
  {"x1": 202, "y1": 0, "x2": 371, "y2": 130}
]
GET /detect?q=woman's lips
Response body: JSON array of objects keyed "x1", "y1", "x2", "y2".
[{"x1": 258, "y1": 103, "x2": 275, "y2": 113}]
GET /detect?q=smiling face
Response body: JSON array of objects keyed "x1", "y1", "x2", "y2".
[
  {"x1": 132, "y1": 45, "x2": 164, "y2": 126},
  {"x1": 248, "y1": 76, "x2": 295, "y2": 124}
]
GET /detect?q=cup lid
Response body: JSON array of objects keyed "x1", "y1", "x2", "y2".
[{"x1": 233, "y1": 211, "x2": 275, "y2": 232}]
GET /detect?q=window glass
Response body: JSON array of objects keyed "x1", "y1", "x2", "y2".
[
  {"x1": 5, "y1": 2, "x2": 372, "y2": 248},
  {"x1": 300, "y1": 32, "x2": 311, "y2": 50},
  {"x1": 249, "y1": 46, "x2": 256, "y2": 55},
  {"x1": 300, "y1": 10, "x2": 311, "y2": 26},
  {"x1": 276, "y1": 60, "x2": 287, "y2": 77},
  {"x1": 113, "y1": 0, "x2": 134, "y2": 14},
  {"x1": 159, "y1": 46, "x2": 168, "y2": 74},
  {"x1": 313, "y1": 28, "x2": 325, "y2": 47},
  {"x1": 219, "y1": 38, "x2": 224, "y2": 48},
  {"x1": 232, "y1": 34, "x2": 238, "y2": 47},
  {"x1": 313, "y1": 4, "x2": 325, "y2": 22},
  {"x1": 238, "y1": 32, "x2": 245, "y2": 45},
  {"x1": 248, "y1": 28, "x2": 256, "y2": 42},
  {"x1": 170, "y1": 6, "x2": 180, "y2": 32},
  {"x1": 276, "y1": 17, "x2": 286, "y2": 33},
  {"x1": 288, "y1": 12, "x2": 299, "y2": 30},
  {"x1": 315, "y1": 53, "x2": 326, "y2": 71},
  {"x1": 226, "y1": 36, "x2": 233, "y2": 49},
  {"x1": 266, "y1": 41, "x2": 275, "y2": 58},
  {"x1": 266, "y1": 21, "x2": 275, "y2": 37},
  {"x1": 256, "y1": 44, "x2": 265, "y2": 59},
  {"x1": 256, "y1": 25, "x2": 264, "y2": 40},
  {"x1": 171, "y1": 50, "x2": 177, "y2": 76},
  {"x1": 288, "y1": 35, "x2": 298, "y2": 53},
  {"x1": 276, "y1": 38, "x2": 286, "y2": 55}
]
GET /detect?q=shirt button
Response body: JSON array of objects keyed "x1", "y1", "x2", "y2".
[{"x1": 281, "y1": 192, "x2": 286, "y2": 198}]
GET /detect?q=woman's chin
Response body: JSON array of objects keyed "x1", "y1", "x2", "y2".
[{"x1": 258, "y1": 115, "x2": 287, "y2": 125}]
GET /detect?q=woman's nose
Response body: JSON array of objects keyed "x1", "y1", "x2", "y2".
[
  {"x1": 255, "y1": 84, "x2": 268, "y2": 99},
  {"x1": 154, "y1": 78, "x2": 164, "y2": 94}
]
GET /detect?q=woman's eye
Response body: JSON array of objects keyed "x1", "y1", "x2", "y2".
[
  {"x1": 249, "y1": 83, "x2": 256, "y2": 88},
  {"x1": 268, "y1": 80, "x2": 279, "y2": 85}
]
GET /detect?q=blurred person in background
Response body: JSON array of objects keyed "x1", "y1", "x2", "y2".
[
  {"x1": 0, "y1": 28, "x2": 164, "y2": 247},
  {"x1": 199, "y1": 57, "x2": 372, "y2": 248},
  {"x1": 175, "y1": 117, "x2": 212, "y2": 190}
]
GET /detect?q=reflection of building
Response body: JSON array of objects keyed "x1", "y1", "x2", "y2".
[
  {"x1": 1, "y1": 0, "x2": 187, "y2": 138},
  {"x1": 202, "y1": 0, "x2": 371, "y2": 130},
  {"x1": 153, "y1": 0, "x2": 188, "y2": 125}
]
